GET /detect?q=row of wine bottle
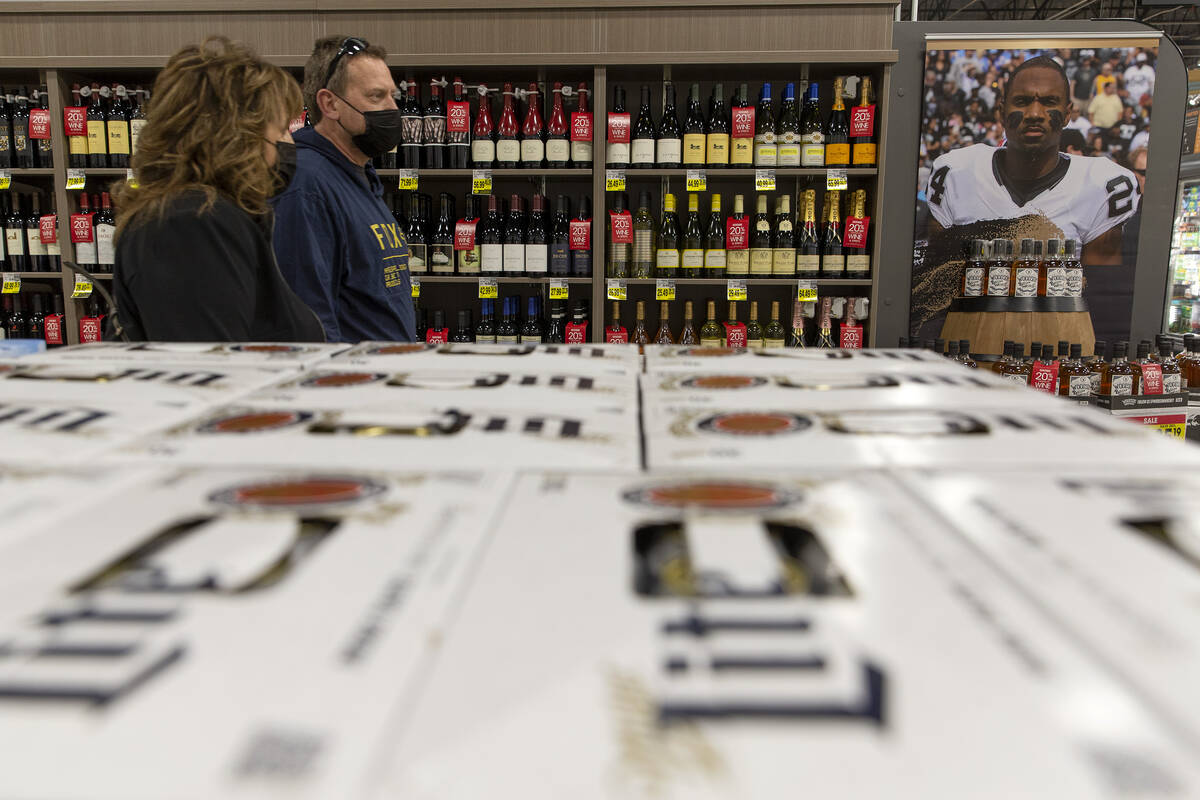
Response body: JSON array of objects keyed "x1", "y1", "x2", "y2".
[
  {"x1": 1, "y1": 192, "x2": 62, "y2": 272},
  {"x1": 65, "y1": 82, "x2": 150, "y2": 169},
  {"x1": 416, "y1": 296, "x2": 589, "y2": 344},
  {"x1": 0, "y1": 292, "x2": 63, "y2": 341},
  {"x1": 0, "y1": 87, "x2": 55, "y2": 170}
]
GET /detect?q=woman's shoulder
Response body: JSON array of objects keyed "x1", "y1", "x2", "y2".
[{"x1": 123, "y1": 190, "x2": 263, "y2": 242}]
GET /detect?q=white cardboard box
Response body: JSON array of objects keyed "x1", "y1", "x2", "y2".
[
  {"x1": 29, "y1": 342, "x2": 350, "y2": 368},
  {"x1": 333, "y1": 342, "x2": 641, "y2": 376},
  {"x1": 0, "y1": 468, "x2": 510, "y2": 800},
  {"x1": 643, "y1": 345, "x2": 967, "y2": 375},
  {"x1": 372, "y1": 472, "x2": 1200, "y2": 799}
]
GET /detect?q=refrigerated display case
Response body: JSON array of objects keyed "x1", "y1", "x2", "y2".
[{"x1": 1167, "y1": 175, "x2": 1200, "y2": 334}]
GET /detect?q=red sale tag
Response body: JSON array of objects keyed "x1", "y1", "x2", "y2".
[
  {"x1": 607, "y1": 112, "x2": 630, "y2": 144},
  {"x1": 454, "y1": 219, "x2": 478, "y2": 250},
  {"x1": 569, "y1": 219, "x2": 591, "y2": 250},
  {"x1": 1030, "y1": 362, "x2": 1059, "y2": 393},
  {"x1": 849, "y1": 104, "x2": 876, "y2": 138},
  {"x1": 79, "y1": 316, "x2": 102, "y2": 344},
  {"x1": 44, "y1": 314, "x2": 64, "y2": 346},
  {"x1": 725, "y1": 217, "x2": 750, "y2": 250},
  {"x1": 723, "y1": 321, "x2": 748, "y2": 349},
  {"x1": 571, "y1": 112, "x2": 593, "y2": 142},
  {"x1": 731, "y1": 107, "x2": 755, "y2": 139},
  {"x1": 70, "y1": 213, "x2": 93, "y2": 244},
  {"x1": 63, "y1": 106, "x2": 87, "y2": 137},
  {"x1": 39, "y1": 215, "x2": 56, "y2": 245},
  {"x1": 288, "y1": 111, "x2": 307, "y2": 133},
  {"x1": 840, "y1": 324, "x2": 864, "y2": 349},
  {"x1": 844, "y1": 216, "x2": 870, "y2": 248},
  {"x1": 1141, "y1": 363, "x2": 1164, "y2": 395},
  {"x1": 609, "y1": 210, "x2": 633, "y2": 244},
  {"x1": 605, "y1": 327, "x2": 629, "y2": 344},
  {"x1": 28, "y1": 108, "x2": 51, "y2": 140},
  {"x1": 447, "y1": 101, "x2": 470, "y2": 133},
  {"x1": 425, "y1": 328, "x2": 449, "y2": 344},
  {"x1": 566, "y1": 322, "x2": 589, "y2": 344}
]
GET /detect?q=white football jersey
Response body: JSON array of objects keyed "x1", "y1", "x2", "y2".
[{"x1": 926, "y1": 144, "x2": 1138, "y2": 244}]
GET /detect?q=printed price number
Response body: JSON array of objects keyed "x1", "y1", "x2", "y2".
[
  {"x1": 71, "y1": 274, "x2": 93, "y2": 299},
  {"x1": 549, "y1": 279, "x2": 569, "y2": 300},
  {"x1": 605, "y1": 169, "x2": 626, "y2": 192},
  {"x1": 410, "y1": 277, "x2": 420, "y2": 299},
  {"x1": 66, "y1": 169, "x2": 86, "y2": 190},
  {"x1": 726, "y1": 279, "x2": 747, "y2": 301},
  {"x1": 685, "y1": 169, "x2": 706, "y2": 192},
  {"x1": 0, "y1": 171, "x2": 9, "y2": 191},
  {"x1": 606, "y1": 279, "x2": 627, "y2": 301},
  {"x1": 1, "y1": 274, "x2": 20, "y2": 294},
  {"x1": 655, "y1": 279, "x2": 676, "y2": 301},
  {"x1": 826, "y1": 168, "x2": 848, "y2": 191},
  {"x1": 1152, "y1": 422, "x2": 1185, "y2": 439},
  {"x1": 478, "y1": 278, "x2": 498, "y2": 299},
  {"x1": 471, "y1": 169, "x2": 492, "y2": 195},
  {"x1": 398, "y1": 169, "x2": 419, "y2": 191},
  {"x1": 755, "y1": 169, "x2": 776, "y2": 191},
  {"x1": 797, "y1": 280, "x2": 818, "y2": 301}
]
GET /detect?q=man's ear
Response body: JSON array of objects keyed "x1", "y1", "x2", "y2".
[{"x1": 315, "y1": 87, "x2": 339, "y2": 122}]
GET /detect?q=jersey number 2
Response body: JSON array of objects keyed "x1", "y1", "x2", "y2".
[
  {"x1": 1106, "y1": 176, "x2": 1134, "y2": 218},
  {"x1": 928, "y1": 166, "x2": 949, "y2": 206}
]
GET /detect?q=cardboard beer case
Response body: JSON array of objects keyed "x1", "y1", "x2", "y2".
[
  {"x1": 0, "y1": 467, "x2": 511, "y2": 800},
  {"x1": 332, "y1": 342, "x2": 641, "y2": 377},
  {"x1": 371, "y1": 472, "x2": 1200, "y2": 799},
  {"x1": 28, "y1": 341, "x2": 350, "y2": 368},
  {"x1": 643, "y1": 345, "x2": 968, "y2": 376}
]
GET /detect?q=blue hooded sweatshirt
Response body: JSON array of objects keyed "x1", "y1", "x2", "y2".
[{"x1": 271, "y1": 127, "x2": 414, "y2": 343}]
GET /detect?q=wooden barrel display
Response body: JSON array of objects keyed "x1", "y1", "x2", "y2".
[{"x1": 940, "y1": 296, "x2": 1095, "y2": 356}]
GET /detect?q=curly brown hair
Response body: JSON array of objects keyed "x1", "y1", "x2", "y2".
[{"x1": 113, "y1": 36, "x2": 302, "y2": 235}]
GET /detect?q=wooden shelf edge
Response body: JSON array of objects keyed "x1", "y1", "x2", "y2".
[{"x1": 415, "y1": 276, "x2": 593, "y2": 283}]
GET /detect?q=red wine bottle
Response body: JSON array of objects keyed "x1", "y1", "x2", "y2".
[
  {"x1": 546, "y1": 82, "x2": 569, "y2": 168},
  {"x1": 472, "y1": 84, "x2": 495, "y2": 167},
  {"x1": 496, "y1": 83, "x2": 520, "y2": 168},
  {"x1": 521, "y1": 82, "x2": 545, "y2": 169},
  {"x1": 400, "y1": 83, "x2": 423, "y2": 169},
  {"x1": 446, "y1": 76, "x2": 471, "y2": 169},
  {"x1": 96, "y1": 191, "x2": 116, "y2": 274},
  {"x1": 423, "y1": 78, "x2": 446, "y2": 169},
  {"x1": 571, "y1": 82, "x2": 592, "y2": 169},
  {"x1": 84, "y1": 83, "x2": 107, "y2": 168}
]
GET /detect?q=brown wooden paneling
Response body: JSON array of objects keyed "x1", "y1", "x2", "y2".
[{"x1": 1, "y1": 0, "x2": 898, "y2": 12}]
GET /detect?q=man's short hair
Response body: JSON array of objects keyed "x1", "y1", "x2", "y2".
[
  {"x1": 303, "y1": 35, "x2": 389, "y2": 125},
  {"x1": 1006, "y1": 55, "x2": 1071, "y2": 104},
  {"x1": 1060, "y1": 128, "x2": 1086, "y2": 154}
]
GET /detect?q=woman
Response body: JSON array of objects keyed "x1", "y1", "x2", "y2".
[{"x1": 112, "y1": 37, "x2": 324, "y2": 342}]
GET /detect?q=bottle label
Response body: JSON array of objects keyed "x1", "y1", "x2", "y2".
[
  {"x1": 566, "y1": 322, "x2": 588, "y2": 343},
  {"x1": 725, "y1": 218, "x2": 749, "y2": 250},
  {"x1": 700, "y1": 337, "x2": 723, "y2": 347},
  {"x1": 44, "y1": 314, "x2": 63, "y2": 345},
  {"x1": 799, "y1": 143, "x2": 823, "y2": 167},
  {"x1": 1066, "y1": 267, "x2": 1083, "y2": 297},
  {"x1": 773, "y1": 249, "x2": 797, "y2": 275},
  {"x1": 475, "y1": 334, "x2": 497, "y2": 344},
  {"x1": 107, "y1": 121, "x2": 130, "y2": 155},
  {"x1": 63, "y1": 106, "x2": 87, "y2": 137},
  {"x1": 79, "y1": 316, "x2": 102, "y2": 343},
  {"x1": 1068, "y1": 375, "x2": 1092, "y2": 397},
  {"x1": 1090, "y1": 371, "x2": 1102, "y2": 395},
  {"x1": 1163, "y1": 373, "x2": 1183, "y2": 393},
  {"x1": 850, "y1": 104, "x2": 875, "y2": 137},
  {"x1": 631, "y1": 139, "x2": 655, "y2": 164},
  {"x1": 750, "y1": 249, "x2": 773, "y2": 275},
  {"x1": 821, "y1": 254, "x2": 844, "y2": 274},
  {"x1": 704, "y1": 249, "x2": 726, "y2": 268},
  {"x1": 606, "y1": 141, "x2": 630, "y2": 164},
  {"x1": 14, "y1": 131, "x2": 27, "y2": 154},
  {"x1": 607, "y1": 112, "x2": 631, "y2": 143},
  {"x1": 764, "y1": 336, "x2": 785, "y2": 349},
  {"x1": 454, "y1": 220, "x2": 478, "y2": 250},
  {"x1": 633, "y1": 229, "x2": 653, "y2": 264},
  {"x1": 571, "y1": 140, "x2": 593, "y2": 163},
  {"x1": 521, "y1": 335, "x2": 542, "y2": 344},
  {"x1": 796, "y1": 253, "x2": 820, "y2": 274},
  {"x1": 723, "y1": 322, "x2": 748, "y2": 349},
  {"x1": 755, "y1": 142, "x2": 778, "y2": 166},
  {"x1": 987, "y1": 266, "x2": 1010, "y2": 295},
  {"x1": 606, "y1": 327, "x2": 629, "y2": 344},
  {"x1": 846, "y1": 254, "x2": 870, "y2": 272},
  {"x1": 731, "y1": 139, "x2": 753, "y2": 165},
  {"x1": 963, "y1": 266, "x2": 984, "y2": 296},
  {"x1": 38, "y1": 215, "x2": 56, "y2": 245},
  {"x1": 426, "y1": 329, "x2": 449, "y2": 345},
  {"x1": 423, "y1": 114, "x2": 446, "y2": 146},
  {"x1": 1110, "y1": 374, "x2": 1134, "y2": 396},
  {"x1": 1042, "y1": 266, "x2": 1068, "y2": 296},
  {"x1": 852, "y1": 143, "x2": 877, "y2": 165},
  {"x1": 569, "y1": 219, "x2": 591, "y2": 250},
  {"x1": 25, "y1": 228, "x2": 47, "y2": 257},
  {"x1": 825, "y1": 142, "x2": 849, "y2": 165},
  {"x1": 496, "y1": 335, "x2": 519, "y2": 344},
  {"x1": 609, "y1": 210, "x2": 633, "y2": 244},
  {"x1": 550, "y1": 243, "x2": 570, "y2": 272},
  {"x1": 843, "y1": 216, "x2": 869, "y2": 248},
  {"x1": 683, "y1": 133, "x2": 706, "y2": 164},
  {"x1": 28, "y1": 108, "x2": 51, "y2": 139},
  {"x1": 705, "y1": 134, "x2": 730, "y2": 164},
  {"x1": 525, "y1": 244, "x2": 548, "y2": 273},
  {"x1": 5, "y1": 228, "x2": 24, "y2": 256},
  {"x1": 571, "y1": 112, "x2": 593, "y2": 142},
  {"x1": 656, "y1": 139, "x2": 681, "y2": 164},
  {"x1": 1141, "y1": 363, "x2": 1164, "y2": 395},
  {"x1": 457, "y1": 246, "x2": 481, "y2": 273},
  {"x1": 546, "y1": 138, "x2": 569, "y2": 163},
  {"x1": 70, "y1": 213, "x2": 93, "y2": 243},
  {"x1": 682, "y1": 249, "x2": 704, "y2": 268},
  {"x1": 87, "y1": 120, "x2": 106, "y2": 155},
  {"x1": 408, "y1": 243, "x2": 427, "y2": 273},
  {"x1": 726, "y1": 249, "x2": 749, "y2": 275},
  {"x1": 840, "y1": 324, "x2": 864, "y2": 349},
  {"x1": 401, "y1": 113, "x2": 423, "y2": 146},
  {"x1": 656, "y1": 248, "x2": 680, "y2": 268},
  {"x1": 1004, "y1": 372, "x2": 1030, "y2": 384},
  {"x1": 521, "y1": 138, "x2": 544, "y2": 163},
  {"x1": 1014, "y1": 266, "x2": 1038, "y2": 297},
  {"x1": 503, "y1": 243, "x2": 525, "y2": 272},
  {"x1": 471, "y1": 138, "x2": 496, "y2": 163},
  {"x1": 430, "y1": 244, "x2": 454, "y2": 273},
  {"x1": 748, "y1": 337, "x2": 764, "y2": 350},
  {"x1": 1030, "y1": 362, "x2": 1058, "y2": 393},
  {"x1": 130, "y1": 118, "x2": 147, "y2": 153},
  {"x1": 496, "y1": 139, "x2": 521, "y2": 162},
  {"x1": 481, "y1": 243, "x2": 503, "y2": 273},
  {"x1": 447, "y1": 101, "x2": 470, "y2": 133}
]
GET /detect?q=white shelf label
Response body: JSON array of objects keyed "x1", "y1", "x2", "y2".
[
  {"x1": 655, "y1": 279, "x2": 676, "y2": 301},
  {"x1": 685, "y1": 169, "x2": 706, "y2": 192},
  {"x1": 755, "y1": 169, "x2": 776, "y2": 191},
  {"x1": 398, "y1": 169, "x2": 419, "y2": 191},
  {"x1": 606, "y1": 279, "x2": 627, "y2": 300},
  {"x1": 826, "y1": 168, "x2": 848, "y2": 191},
  {"x1": 478, "y1": 277, "x2": 498, "y2": 299},
  {"x1": 726, "y1": 279, "x2": 747, "y2": 301}
]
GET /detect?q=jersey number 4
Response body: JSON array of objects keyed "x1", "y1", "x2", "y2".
[
  {"x1": 929, "y1": 166, "x2": 949, "y2": 206},
  {"x1": 1106, "y1": 175, "x2": 1134, "y2": 218}
]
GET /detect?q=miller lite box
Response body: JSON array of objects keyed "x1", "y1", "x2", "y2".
[
  {"x1": 332, "y1": 342, "x2": 640, "y2": 378},
  {"x1": 0, "y1": 466, "x2": 157, "y2": 550},
  {"x1": 28, "y1": 341, "x2": 349, "y2": 368},
  {"x1": 113, "y1": 403, "x2": 640, "y2": 472},
  {"x1": 897, "y1": 469, "x2": 1200, "y2": 754},
  {"x1": 0, "y1": 468, "x2": 510, "y2": 800},
  {"x1": 642, "y1": 345, "x2": 966, "y2": 376},
  {"x1": 370, "y1": 473, "x2": 1200, "y2": 798}
]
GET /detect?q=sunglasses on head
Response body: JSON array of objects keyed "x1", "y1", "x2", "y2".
[{"x1": 323, "y1": 37, "x2": 369, "y2": 90}]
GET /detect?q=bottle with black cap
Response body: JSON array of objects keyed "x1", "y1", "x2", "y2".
[
  {"x1": 1059, "y1": 343, "x2": 1092, "y2": 399},
  {"x1": 1158, "y1": 337, "x2": 1185, "y2": 392},
  {"x1": 1001, "y1": 342, "x2": 1030, "y2": 383},
  {"x1": 545, "y1": 301, "x2": 566, "y2": 343},
  {"x1": 521, "y1": 296, "x2": 543, "y2": 343},
  {"x1": 1102, "y1": 341, "x2": 1138, "y2": 396},
  {"x1": 549, "y1": 195, "x2": 571, "y2": 276},
  {"x1": 958, "y1": 340, "x2": 977, "y2": 369},
  {"x1": 934, "y1": 337, "x2": 945, "y2": 355},
  {"x1": 450, "y1": 310, "x2": 473, "y2": 343},
  {"x1": 946, "y1": 340, "x2": 959, "y2": 359},
  {"x1": 475, "y1": 299, "x2": 496, "y2": 343}
]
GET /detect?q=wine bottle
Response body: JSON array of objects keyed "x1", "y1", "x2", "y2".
[
  {"x1": 571, "y1": 194, "x2": 592, "y2": 277},
  {"x1": 799, "y1": 82, "x2": 823, "y2": 167},
  {"x1": 545, "y1": 301, "x2": 567, "y2": 343},
  {"x1": 606, "y1": 85, "x2": 630, "y2": 168},
  {"x1": 74, "y1": 192, "x2": 96, "y2": 270},
  {"x1": 475, "y1": 298, "x2": 497, "y2": 343},
  {"x1": 749, "y1": 194, "x2": 773, "y2": 276},
  {"x1": 456, "y1": 195, "x2": 481, "y2": 274},
  {"x1": 27, "y1": 294, "x2": 44, "y2": 340},
  {"x1": 503, "y1": 194, "x2": 526, "y2": 276},
  {"x1": 471, "y1": 84, "x2": 495, "y2": 168},
  {"x1": 607, "y1": 191, "x2": 631, "y2": 278},
  {"x1": 430, "y1": 192, "x2": 455, "y2": 274},
  {"x1": 479, "y1": 194, "x2": 504, "y2": 276},
  {"x1": 0, "y1": 93, "x2": 13, "y2": 170},
  {"x1": 777, "y1": 82, "x2": 802, "y2": 167},
  {"x1": 657, "y1": 82, "x2": 682, "y2": 168},
  {"x1": 449, "y1": 309, "x2": 473, "y2": 343},
  {"x1": 821, "y1": 191, "x2": 844, "y2": 276},
  {"x1": 570, "y1": 82, "x2": 592, "y2": 168},
  {"x1": 755, "y1": 83, "x2": 777, "y2": 167},
  {"x1": 797, "y1": 189, "x2": 820, "y2": 278},
  {"x1": 814, "y1": 297, "x2": 836, "y2": 348},
  {"x1": 773, "y1": 194, "x2": 796, "y2": 277},
  {"x1": 6, "y1": 295, "x2": 24, "y2": 340},
  {"x1": 764, "y1": 301, "x2": 786, "y2": 348},
  {"x1": 4, "y1": 195, "x2": 27, "y2": 271},
  {"x1": 679, "y1": 300, "x2": 699, "y2": 345},
  {"x1": 44, "y1": 198, "x2": 60, "y2": 271},
  {"x1": 496, "y1": 83, "x2": 520, "y2": 168},
  {"x1": 656, "y1": 193, "x2": 680, "y2": 278},
  {"x1": 567, "y1": 299, "x2": 590, "y2": 343},
  {"x1": 632, "y1": 189, "x2": 655, "y2": 279},
  {"x1": 521, "y1": 296, "x2": 543, "y2": 343},
  {"x1": 631, "y1": 84, "x2": 656, "y2": 168},
  {"x1": 446, "y1": 77, "x2": 471, "y2": 169},
  {"x1": 683, "y1": 84, "x2": 706, "y2": 166},
  {"x1": 521, "y1": 82, "x2": 545, "y2": 169},
  {"x1": 67, "y1": 84, "x2": 87, "y2": 168},
  {"x1": 400, "y1": 82, "x2": 424, "y2": 169},
  {"x1": 724, "y1": 300, "x2": 747, "y2": 349},
  {"x1": 725, "y1": 193, "x2": 749, "y2": 277},
  {"x1": 84, "y1": 83, "x2": 107, "y2": 168},
  {"x1": 845, "y1": 188, "x2": 870, "y2": 279},
  {"x1": 550, "y1": 194, "x2": 571, "y2": 276},
  {"x1": 705, "y1": 83, "x2": 730, "y2": 168},
  {"x1": 681, "y1": 193, "x2": 704, "y2": 279},
  {"x1": 704, "y1": 193, "x2": 726, "y2": 278},
  {"x1": 26, "y1": 195, "x2": 49, "y2": 272},
  {"x1": 699, "y1": 299, "x2": 723, "y2": 346},
  {"x1": 788, "y1": 299, "x2": 807, "y2": 347},
  {"x1": 632, "y1": 300, "x2": 651, "y2": 349},
  {"x1": 407, "y1": 192, "x2": 427, "y2": 274},
  {"x1": 606, "y1": 300, "x2": 628, "y2": 343},
  {"x1": 96, "y1": 191, "x2": 116, "y2": 273},
  {"x1": 127, "y1": 86, "x2": 146, "y2": 161},
  {"x1": 546, "y1": 82, "x2": 569, "y2": 168},
  {"x1": 525, "y1": 194, "x2": 549, "y2": 275},
  {"x1": 423, "y1": 77, "x2": 447, "y2": 169},
  {"x1": 105, "y1": 84, "x2": 131, "y2": 168},
  {"x1": 496, "y1": 297, "x2": 519, "y2": 344},
  {"x1": 730, "y1": 83, "x2": 755, "y2": 167},
  {"x1": 824, "y1": 77, "x2": 850, "y2": 167},
  {"x1": 746, "y1": 300, "x2": 764, "y2": 349},
  {"x1": 851, "y1": 76, "x2": 876, "y2": 167},
  {"x1": 655, "y1": 300, "x2": 675, "y2": 344},
  {"x1": 11, "y1": 88, "x2": 33, "y2": 169}
]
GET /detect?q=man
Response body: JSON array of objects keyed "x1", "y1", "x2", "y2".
[
  {"x1": 1088, "y1": 81, "x2": 1123, "y2": 130},
  {"x1": 1065, "y1": 104, "x2": 1092, "y2": 136},
  {"x1": 1071, "y1": 56, "x2": 1097, "y2": 111},
  {"x1": 271, "y1": 35, "x2": 413, "y2": 343},
  {"x1": 1123, "y1": 52, "x2": 1155, "y2": 107},
  {"x1": 1093, "y1": 62, "x2": 1117, "y2": 97}
]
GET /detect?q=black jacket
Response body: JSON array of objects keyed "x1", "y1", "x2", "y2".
[{"x1": 113, "y1": 191, "x2": 325, "y2": 342}]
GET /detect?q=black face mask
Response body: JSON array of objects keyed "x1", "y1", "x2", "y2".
[
  {"x1": 272, "y1": 140, "x2": 297, "y2": 194},
  {"x1": 333, "y1": 93, "x2": 403, "y2": 159}
]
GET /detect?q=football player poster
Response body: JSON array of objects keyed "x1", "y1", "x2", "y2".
[{"x1": 911, "y1": 43, "x2": 1155, "y2": 346}]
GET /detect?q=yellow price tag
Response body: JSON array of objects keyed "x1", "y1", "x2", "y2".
[
  {"x1": 605, "y1": 169, "x2": 626, "y2": 192},
  {"x1": 398, "y1": 169, "x2": 419, "y2": 191},
  {"x1": 797, "y1": 280, "x2": 818, "y2": 301},
  {"x1": 472, "y1": 169, "x2": 492, "y2": 195},
  {"x1": 606, "y1": 279, "x2": 627, "y2": 301},
  {"x1": 2, "y1": 274, "x2": 20, "y2": 294},
  {"x1": 826, "y1": 168, "x2": 848, "y2": 191},
  {"x1": 726, "y1": 279, "x2": 747, "y2": 301},
  {"x1": 755, "y1": 169, "x2": 776, "y2": 191},
  {"x1": 66, "y1": 169, "x2": 86, "y2": 190},
  {"x1": 685, "y1": 169, "x2": 706, "y2": 192},
  {"x1": 410, "y1": 278, "x2": 420, "y2": 299},
  {"x1": 71, "y1": 274, "x2": 93, "y2": 299},
  {"x1": 125, "y1": 169, "x2": 138, "y2": 189},
  {"x1": 655, "y1": 279, "x2": 676, "y2": 301},
  {"x1": 1152, "y1": 422, "x2": 1185, "y2": 439},
  {"x1": 548, "y1": 279, "x2": 569, "y2": 300},
  {"x1": 478, "y1": 278, "x2": 499, "y2": 299},
  {"x1": 0, "y1": 171, "x2": 10, "y2": 191}
]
